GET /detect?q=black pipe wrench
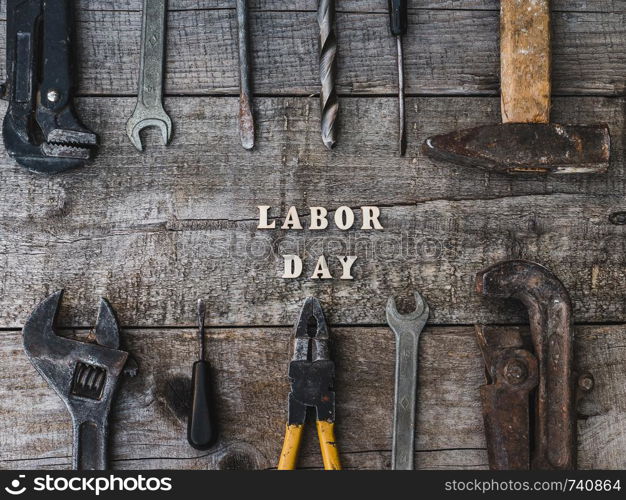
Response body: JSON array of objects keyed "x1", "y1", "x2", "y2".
[{"x1": 2, "y1": 0, "x2": 97, "y2": 173}]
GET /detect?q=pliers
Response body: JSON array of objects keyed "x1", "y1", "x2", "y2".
[{"x1": 277, "y1": 297, "x2": 341, "y2": 470}]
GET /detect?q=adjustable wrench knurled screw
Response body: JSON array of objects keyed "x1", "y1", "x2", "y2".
[
  {"x1": 126, "y1": 0, "x2": 172, "y2": 151},
  {"x1": 386, "y1": 291, "x2": 429, "y2": 470}
]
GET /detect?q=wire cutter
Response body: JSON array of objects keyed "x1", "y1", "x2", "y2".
[{"x1": 277, "y1": 297, "x2": 341, "y2": 470}]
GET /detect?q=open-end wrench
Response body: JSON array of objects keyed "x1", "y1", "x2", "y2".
[
  {"x1": 22, "y1": 291, "x2": 133, "y2": 470},
  {"x1": 386, "y1": 291, "x2": 429, "y2": 470},
  {"x1": 126, "y1": 0, "x2": 172, "y2": 151}
]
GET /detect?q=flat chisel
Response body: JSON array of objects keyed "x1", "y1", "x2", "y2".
[{"x1": 236, "y1": 0, "x2": 255, "y2": 150}]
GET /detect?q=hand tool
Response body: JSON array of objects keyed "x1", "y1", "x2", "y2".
[
  {"x1": 236, "y1": 0, "x2": 255, "y2": 150},
  {"x1": 277, "y1": 297, "x2": 341, "y2": 470},
  {"x1": 386, "y1": 291, "x2": 429, "y2": 470},
  {"x1": 2, "y1": 0, "x2": 97, "y2": 174},
  {"x1": 475, "y1": 260, "x2": 575, "y2": 469},
  {"x1": 126, "y1": 0, "x2": 172, "y2": 151},
  {"x1": 187, "y1": 299, "x2": 218, "y2": 450},
  {"x1": 422, "y1": 0, "x2": 610, "y2": 174},
  {"x1": 387, "y1": 0, "x2": 408, "y2": 156},
  {"x1": 22, "y1": 291, "x2": 134, "y2": 470},
  {"x1": 318, "y1": 0, "x2": 338, "y2": 149}
]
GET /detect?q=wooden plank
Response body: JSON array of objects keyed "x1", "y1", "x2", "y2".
[
  {"x1": 1, "y1": 9, "x2": 623, "y2": 96},
  {"x1": 71, "y1": 1, "x2": 626, "y2": 14},
  {"x1": 0, "y1": 325, "x2": 622, "y2": 470},
  {"x1": 0, "y1": 95, "x2": 624, "y2": 328}
]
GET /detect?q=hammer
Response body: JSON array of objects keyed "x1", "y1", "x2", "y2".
[{"x1": 422, "y1": 0, "x2": 610, "y2": 174}]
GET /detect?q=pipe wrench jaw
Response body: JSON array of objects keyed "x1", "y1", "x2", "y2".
[
  {"x1": 475, "y1": 260, "x2": 575, "y2": 470},
  {"x1": 3, "y1": 0, "x2": 97, "y2": 174}
]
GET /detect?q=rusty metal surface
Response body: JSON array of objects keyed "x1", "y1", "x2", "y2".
[
  {"x1": 475, "y1": 260, "x2": 576, "y2": 470},
  {"x1": 476, "y1": 325, "x2": 539, "y2": 470},
  {"x1": 236, "y1": 0, "x2": 255, "y2": 150},
  {"x1": 422, "y1": 123, "x2": 610, "y2": 174},
  {"x1": 3, "y1": 0, "x2": 97, "y2": 173},
  {"x1": 287, "y1": 297, "x2": 335, "y2": 426},
  {"x1": 22, "y1": 291, "x2": 132, "y2": 470}
]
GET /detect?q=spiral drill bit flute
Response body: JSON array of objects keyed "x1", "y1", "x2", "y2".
[{"x1": 317, "y1": 0, "x2": 338, "y2": 149}]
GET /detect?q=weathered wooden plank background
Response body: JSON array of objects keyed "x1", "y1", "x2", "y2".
[{"x1": 0, "y1": 1, "x2": 625, "y2": 469}]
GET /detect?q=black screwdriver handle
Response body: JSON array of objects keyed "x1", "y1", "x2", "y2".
[
  {"x1": 388, "y1": 0, "x2": 408, "y2": 37},
  {"x1": 187, "y1": 360, "x2": 217, "y2": 450}
]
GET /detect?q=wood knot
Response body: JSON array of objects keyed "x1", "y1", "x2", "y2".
[
  {"x1": 215, "y1": 443, "x2": 264, "y2": 470},
  {"x1": 160, "y1": 375, "x2": 191, "y2": 424},
  {"x1": 608, "y1": 212, "x2": 626, "y2": 225}
]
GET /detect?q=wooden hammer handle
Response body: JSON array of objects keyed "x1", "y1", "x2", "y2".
[{"x1": 500, "y1": 0, "x2": 551, "y2": 123}]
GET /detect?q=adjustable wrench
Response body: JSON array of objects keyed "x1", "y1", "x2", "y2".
[
  {"x1": 126, "y1": 0, "x2": 172, "y2": 151},
  {"x1": 386, "y1": 291, "x2": 429, "y2": 470},
  {"x1": 22, "y1": 291, "x2": 133, "y2": 470}
]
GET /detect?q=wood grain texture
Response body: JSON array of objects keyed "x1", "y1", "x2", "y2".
[
  {"x1": 0, "y1": 325, "x2": 622, "y2": 470},
  {"x1": 68, "y1": 1, "x2": 626, "y2": 14},
  {"x1": 0, "y1": 1, "x2": 624, "y2": 471},
  {"x1": 1, "y1": 8, "x2": 624, "y2": 97},
  {"x1": 500, "y1": 0, "x2": 552, "y2": 123},
  {"x1": 0, "y1": 96, "x2": 624, "y2": 328}
]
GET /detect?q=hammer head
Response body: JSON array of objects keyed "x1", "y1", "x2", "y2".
[{"x1": 423, "y1": 123, "x2": 610, "y2": 174}]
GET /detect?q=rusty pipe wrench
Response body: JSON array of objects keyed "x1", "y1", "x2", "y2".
[
  {"x1": 22, "y1": 291, "x2": 134, "y2": 470},
  {"x1": 386, "y1": 291, "x2": 429, "y2": 470},
  {"x1": 126, "y1": 0, "x2": 172, "y2": 151},
  {"x1": 475, "y1": 260, "x2": 575, "y2": 469}
]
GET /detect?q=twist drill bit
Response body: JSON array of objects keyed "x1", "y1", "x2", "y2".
[
  {"x1": 388, "y1": 0, "x2": 408, "y2": 156},
  {"x1": 317, "y1": 0, "x2": 338, "y2": 149},
  {"x1": 237, "y1": 0, "x2": 255, "y2": 150}
]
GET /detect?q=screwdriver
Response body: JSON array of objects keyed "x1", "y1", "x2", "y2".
[
  {"x1": 388, "y1": 0, "x2": 408, "y2": 156},
  {"x1": 187, "y1": 299, "x2": 217, "y2": 450}
]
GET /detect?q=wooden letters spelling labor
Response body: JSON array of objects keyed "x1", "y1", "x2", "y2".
[{"x1": 257, "y1": 206, "x2": 383, "y2": 280}]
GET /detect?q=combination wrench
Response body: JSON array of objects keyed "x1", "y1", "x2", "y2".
[
  {"x1": 126, "y1": 0, "x2": 172, "y2": 151},
  {"x1": 386, "y1": 291, "x2": 429, "y2": 470}
]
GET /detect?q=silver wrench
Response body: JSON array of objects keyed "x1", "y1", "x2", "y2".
[
  {"x1": 126, "y1": 0, "x2": 172, "y2": 151},
  {"x1": 386, "y1": 291, "x2": 429, "y2": 470}
]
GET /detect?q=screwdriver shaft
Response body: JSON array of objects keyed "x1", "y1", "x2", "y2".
[
  {"x1": 318, "y1": 0, "x2": 338, "y2": 149},
  {"x1": 236, "y1": 0, "x2": 255, "y2": 150},
  {"x1": 197, "y1": 299, "x2": 206, "y2": 360},
  {"x1": 396, "y1": 35, "x2": 406, "y2": 156},
  {"x1": 388, "y1": 0, "x2": 408, "y2": 155}
]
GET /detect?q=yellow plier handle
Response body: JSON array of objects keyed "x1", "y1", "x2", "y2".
[{"x1": 277, "y1": 421, "x2": 341, "y2": 470}]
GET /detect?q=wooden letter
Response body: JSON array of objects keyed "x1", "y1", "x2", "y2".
[
  {"x1": 311, "y1": 255, "x2": 332, "y2": 279},
  {"x1": 257, "y1": 206, "x2": 276, "y2": 229},
  {"x1": 282, "y1": 207, "x2": 303, "y2": 230},
  {"x1": 310, "y1": 207, "x2": 329, "y2": 230},
  {"x1": 334, "y1": 206, "x2": 355, "y2": 231},
  {"x1": 337, "y1": 256, "x2": 357, "y2": 280},
  {"x1": 283, "y1": 255, "x2": 303, "y2": 278},
  {"x1": 361, "y1": 206, "x2": 383, "y2": 230}
]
